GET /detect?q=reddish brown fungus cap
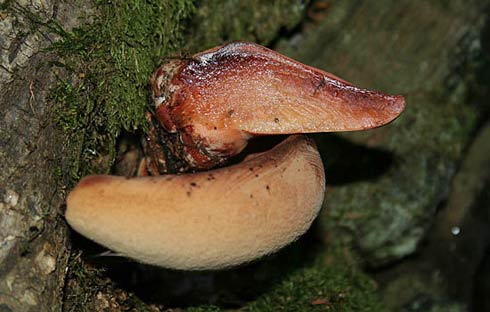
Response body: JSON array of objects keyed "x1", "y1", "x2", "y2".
[{"x1": 148, "y1": 41, "x2": 405, "y2": 171}]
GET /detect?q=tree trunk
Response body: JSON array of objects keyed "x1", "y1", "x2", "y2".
[{"x1": 0, "y1": 1, "x2": 89, "y2": 311}]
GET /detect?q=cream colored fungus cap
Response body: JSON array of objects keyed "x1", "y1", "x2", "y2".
[{"x1": 66, "y1": 135, "x2": 325, "y2": 270}]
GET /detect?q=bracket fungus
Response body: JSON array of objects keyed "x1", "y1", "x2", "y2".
[
  {"x1": 67, "y1": 135, "x2": 324, "y2": 270},
  {"x1": 66, "y1": 42, "x2": 405, "y2": 270}
]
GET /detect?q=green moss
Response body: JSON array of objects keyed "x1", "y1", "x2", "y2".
[
  {"x1": 181, "y1": 245, "x2": 384, "y2": 311},
  {"x1": 49, "y1": 0, "x2": 195, "y2": 184},
  {"x1": 48, "y1": 0, "x2": 308, "y2": 186},
  {"x1": 43, "y1": 0, "x2": 309, "y2": 186},
  {"x1": 246, "y1": 264, "x2": 383, "y2": 312},
  {"x1": 187, "y1": 0, "x2": 309, "y2": 50},
  {"x1": 176, "y1": 239, "x2": 383, "y2": 311}
]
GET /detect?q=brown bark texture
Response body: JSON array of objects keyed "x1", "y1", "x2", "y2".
[{"x1": 0, "y1": 1, "x2": 87, "y2": 311}]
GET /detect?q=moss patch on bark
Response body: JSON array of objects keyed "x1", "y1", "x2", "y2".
[{"x1": 49, "y1": 0, "x2": 195, "y2": 185}]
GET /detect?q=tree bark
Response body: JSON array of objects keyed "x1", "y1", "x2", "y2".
[{"x1": 0, "y1": 1, "x2": 89, "y2": 311}]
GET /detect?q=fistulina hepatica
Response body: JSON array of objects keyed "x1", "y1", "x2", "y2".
[{"x1": 66, "y1": 41, "x2": 405, "y2": 270}]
